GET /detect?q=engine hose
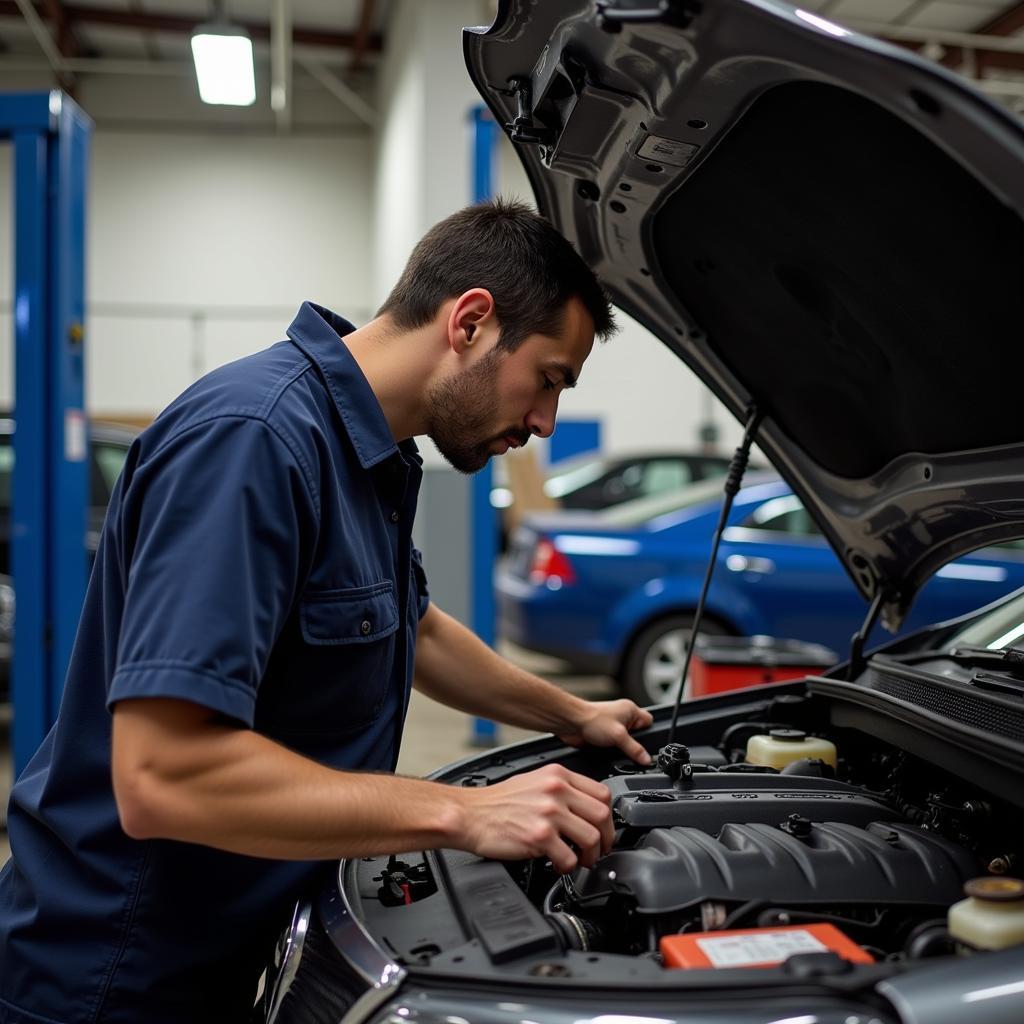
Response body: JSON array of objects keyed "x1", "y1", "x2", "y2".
[
  {"x1": 543, "y1": 877, "x2": 568, "y2": 916},
  {"x1": 905, "y1": 920, "x2": 954, "y2": 959},
  {"x1": 719, "y1": 721, "x2": 788, "y2": 758},
  {"x1": 546, "y1": 911, "x2": 603, "y2": 952}
]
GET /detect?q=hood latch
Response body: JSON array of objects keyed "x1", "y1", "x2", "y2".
[{"x1": 505, "y1": 77, "x2": 557, "y2": 147}]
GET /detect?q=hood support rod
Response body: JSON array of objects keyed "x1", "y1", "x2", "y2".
[
  {"x1": 846, "y1": 589, "x2": 885, "y2": 681},
  {"x1": 668, "y1": 405, "x2": 763, "y2": 744}
]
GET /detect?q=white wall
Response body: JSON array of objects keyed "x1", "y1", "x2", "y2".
[
  {"x1": 1, "y1": 127, "x2": 374, "y2": 418},
  {"x1": 372, "y1": 0, "x2": 494, "y2": 471}
]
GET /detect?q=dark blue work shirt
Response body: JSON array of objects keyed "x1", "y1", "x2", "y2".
[{"x1": 0, "y1": 303, "x2": 429, "y2": 1023}]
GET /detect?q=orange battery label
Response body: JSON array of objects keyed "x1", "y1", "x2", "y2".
[{"x1": 660, "y1": 923, "x2": 874, "y2": 969}]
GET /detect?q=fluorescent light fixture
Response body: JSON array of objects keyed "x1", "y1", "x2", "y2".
[{"x1": 191, "y1": 23, "x2": 256, "y2": 106}]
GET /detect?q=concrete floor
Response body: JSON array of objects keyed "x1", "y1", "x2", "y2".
[{"x1": 0, "y1": 644, "x2": 615, "y2": 866}]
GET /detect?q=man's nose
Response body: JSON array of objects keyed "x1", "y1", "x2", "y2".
[{"x1": 525, "y1": 401, "x2": 557, "y2": 439}]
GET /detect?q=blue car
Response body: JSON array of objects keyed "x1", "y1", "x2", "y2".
[{"x1": 497, "y1": 474, "x2": 1024, "y2": 705}]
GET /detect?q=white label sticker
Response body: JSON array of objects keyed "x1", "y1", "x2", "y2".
[
  {"x1": 696, "y1": 929, "x2": 828, "y2": 968},
  {"x1": 64, "y1": 409, "x2": 87, "y2": 462}
]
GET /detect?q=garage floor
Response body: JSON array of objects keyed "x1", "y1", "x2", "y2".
[{"x1": 0, "y1": 644, "x2": 614, "y2": 866}]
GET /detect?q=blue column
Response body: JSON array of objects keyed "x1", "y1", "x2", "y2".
[
  {"x1": 11, "y1": 125, "x2": 50, "y2": 772},
  {"x1": 469, "y1": 105, "x2": 499, "y2": 747},
  {"x1": 6, "y1": 92, "x2": 91, "y2": 773}
]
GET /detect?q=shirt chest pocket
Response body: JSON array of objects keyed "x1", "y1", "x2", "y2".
[{"x1": 296, "y1": 581, "x2": 400, "y2": 732}]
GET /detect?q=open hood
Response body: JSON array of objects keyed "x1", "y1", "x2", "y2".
[{"x1": 464, "y1": 0, "x2": 1024, "y2": 632}]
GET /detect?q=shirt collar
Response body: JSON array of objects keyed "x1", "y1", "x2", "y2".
[{"x1": 287, "y1": 301, "x2": 419, "y2": 469}]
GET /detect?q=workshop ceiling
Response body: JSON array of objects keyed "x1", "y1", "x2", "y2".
[
  {"x1": 0, "y1": 0, "x2": 1020, "y2": 128},
  {"x1": 0, "y1": 0, "x2": 397, "y2": 131}
]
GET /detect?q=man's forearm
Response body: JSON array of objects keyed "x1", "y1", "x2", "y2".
[
  {"x1": 111, "y1": 697, "x2": 615, "y2": 873},
  {"x1": 413, "y1": 604, "x2": 590, "y2": 733},
  {"x1": 113, "y1": 698, "x2": 466, "y2": 860}
]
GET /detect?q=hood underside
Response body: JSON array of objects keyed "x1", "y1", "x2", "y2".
[{"x1": 464, "y1": 0, "x2": 1024, "y2": 631}]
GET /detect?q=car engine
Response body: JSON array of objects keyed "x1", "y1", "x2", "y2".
[
  {"x1": 538, "y1": 744, "x2": 981, "y2": 963},
  {"x1": 264, "y1": 683, "x2": 1024, "y2": 1024}
]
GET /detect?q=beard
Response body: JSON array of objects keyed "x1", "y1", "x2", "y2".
[{"x1": 426, "y1": 349, "x2": 529, "y2": 474}]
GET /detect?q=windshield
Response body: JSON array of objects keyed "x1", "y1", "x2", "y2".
[{"x1": 945, "y1": 589, "x2": 1024, "y2": 651}]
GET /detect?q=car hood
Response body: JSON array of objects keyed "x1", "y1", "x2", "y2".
[{"x1": 464, "y1": 0, "x2": 1024, "y2": 632}]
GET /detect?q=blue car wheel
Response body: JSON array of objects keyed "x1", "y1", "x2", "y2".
[{"x1": 619, "y1": 613, "x2": 729, "y2": 707}]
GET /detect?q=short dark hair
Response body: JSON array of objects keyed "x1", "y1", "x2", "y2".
[{"x1": 378, "y1": 197, "x2": 617, "y2": 351}]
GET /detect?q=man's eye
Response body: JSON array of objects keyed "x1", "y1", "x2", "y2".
[{"x1": 542, "y1": 376, "x2": 556, "y2": 391}]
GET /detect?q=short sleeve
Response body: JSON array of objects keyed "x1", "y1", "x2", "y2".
[
  {"x1": 411, "y1": 545, "x2": 430, "y2": 620},
  {"x1": 108, "y1": 416, "x2": 319, "y2": 726}
]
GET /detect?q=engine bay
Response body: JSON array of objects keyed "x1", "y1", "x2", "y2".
[{"x1": 349, "y1": 683, "x2": 1024, "y2": 985}]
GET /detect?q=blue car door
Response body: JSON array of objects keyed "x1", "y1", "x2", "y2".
[
  {"x1": 902, "y1": 542, "x2": 1024, "y2": 632},
  {"x1": 718, "y1": 494, "x2": 867, "y2": 652}
]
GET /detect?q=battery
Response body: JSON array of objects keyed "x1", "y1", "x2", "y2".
[{"x1": 660, "y1": 923, "x2": 874, "y2": 969}]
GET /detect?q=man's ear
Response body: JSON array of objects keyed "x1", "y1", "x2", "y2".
[{"x1": 447, "y1": 289, "x2": 495, "y2": 354}]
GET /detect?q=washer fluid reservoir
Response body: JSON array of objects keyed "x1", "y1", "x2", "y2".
[
  {"x1": 949, "y1": 877, "x2": 1024, "y2": 951},
  {"x1": 745, "y1": 729, "x2": 837, "y2": 770}
]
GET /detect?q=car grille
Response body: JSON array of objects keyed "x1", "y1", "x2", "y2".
[{"x1": 868, "y1": 667, "x2": 1024, "y2": 743}]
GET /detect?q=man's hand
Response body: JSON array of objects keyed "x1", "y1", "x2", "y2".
[
  {"x1": 455, "y1": 764, "x2": 614, "y2": 873},
  {"x1": 558, "y1": 699, "x2": 654, "y2": 766}
]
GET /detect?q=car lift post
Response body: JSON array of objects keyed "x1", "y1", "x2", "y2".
[
  {"x1": 3, "y1": 92, "x2": 91, "y2": 774},
  {"x1": 469, "y1": 105, "x2": 499, "y2": 747}
]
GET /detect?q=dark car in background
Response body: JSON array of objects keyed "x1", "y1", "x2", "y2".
[
  {"x1": 261, "y1": 1, "x2": 1024, "y2": 1021},
  {"x1": 492, "y1": 449, "x2": 732, "y2": 547},
  {"x1": 0, "y1": 417, "x2": 136, "y2": 698},
  {"x1": 541, "y1": 450, "x2": 730, "y2": 510}
]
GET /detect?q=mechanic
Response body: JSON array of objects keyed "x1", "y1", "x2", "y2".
[{"x1": 0, "y1": 199, "x2": 654, "y2": 1024}]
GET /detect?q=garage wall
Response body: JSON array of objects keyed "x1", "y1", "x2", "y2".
[{"x1": 0, "y1": 128, "x2": 375, "y2": 420}]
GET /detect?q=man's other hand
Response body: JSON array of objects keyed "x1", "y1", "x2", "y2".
[{"x1": 558, "y1": 699, "x2": 654, "y2": 766}]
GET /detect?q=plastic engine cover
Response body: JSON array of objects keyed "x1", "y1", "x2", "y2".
[{"x1": 573, "y1": 821, "x2": 978, "y2": 914}]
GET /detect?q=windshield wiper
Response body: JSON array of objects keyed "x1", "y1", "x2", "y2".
[{"x1": 945, "y1": 644, "x2": 1024, "y2": 677}]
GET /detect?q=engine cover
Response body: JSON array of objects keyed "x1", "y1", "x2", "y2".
[
  {"x1": 573, "y1": 821, "x2": 978, "y2": 914},
  {"x1": 607, "y1": 770, "x2": 896, "y2": 833}
]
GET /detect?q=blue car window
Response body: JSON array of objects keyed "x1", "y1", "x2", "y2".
[{"x1": 745, "y1": 495, "x2": 821, "y2": 536}]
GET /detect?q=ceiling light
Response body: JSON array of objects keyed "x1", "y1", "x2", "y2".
[{"x1": 191, "y1": 22, "x2": 256, "y2": 106}]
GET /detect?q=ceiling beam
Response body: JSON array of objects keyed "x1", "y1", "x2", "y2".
[
  {"x1": 979, "y1": 0, "x2": 1024, "y2": 38},
  {"x1": 350, "y1": 0, "x2": 375, "y2": 72},
  {"x1": 848, "y1": 19, "x2": 1024, "y2": 75},
  {"x1": 12, "y1": 0, "x2": 71, "y2": 88},
  {"x1": 972, "y1": 1, "x2": 1024, "y2": 78},
  {"x1": 271, "y1": 0, "x2": 292, "y2": 134},
  {"x1": 0, "y1": 1, "x2": 383, "y2": 53},
  {"x1": 298, "y1": 55, "x2": 375, "y2": 126},
  {"x1": 41, "y1": 0, "x2": 75, "y2": 57}
]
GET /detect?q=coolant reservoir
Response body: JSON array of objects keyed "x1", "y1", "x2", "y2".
[
  {"x1": 745, "y1": 729, "x2": 837, "y2": 770},
  {"x1": 948, "y1": 877, "x2": 1024, "y2": 951}
]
